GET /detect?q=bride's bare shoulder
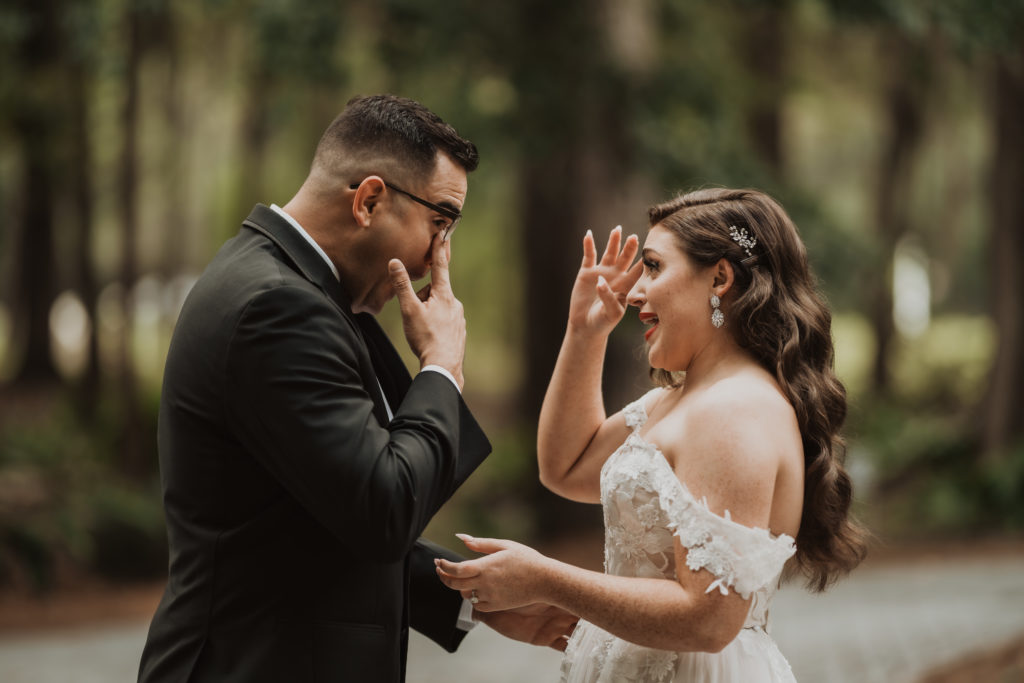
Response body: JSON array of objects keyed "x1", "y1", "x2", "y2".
[
  {"x1": 661, "y1": 372, "x2": 801, "y2": 525},
  {"x1": 688, "y1": 373, "x2": 798, "y2": 451}
]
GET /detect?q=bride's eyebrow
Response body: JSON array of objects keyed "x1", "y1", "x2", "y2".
[{"x1": 641, "y1": 248, "x2": 661, "y2": 258}]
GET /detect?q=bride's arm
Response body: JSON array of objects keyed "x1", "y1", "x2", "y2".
[
  {"x1": 537, "y1": 546, "x2": 759, "y2": 653},
  {"x1": 451, "y1": 537, "x2": 752, "y2": 652},
  {"x1": 441, "y1": 394, "x2": 796, "y2": 652},
  {"x1": 537, "y1": 227, "x2": 642, "y2": 503}
]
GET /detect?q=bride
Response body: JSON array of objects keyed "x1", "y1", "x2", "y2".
[{"x1": 436, "y1": 188, "x2": 868, "y2": 682}]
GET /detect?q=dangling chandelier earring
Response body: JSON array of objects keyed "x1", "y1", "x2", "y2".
[{"x1": 710, "y1": 294, "x2": 724, "y2": 328}]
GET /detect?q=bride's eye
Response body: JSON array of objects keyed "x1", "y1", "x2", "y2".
[{"x1": 642, "y1": 258, "x2": 660, "y2": 274}]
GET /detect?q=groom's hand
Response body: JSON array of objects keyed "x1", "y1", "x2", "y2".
[
  {"x1": 389, "y1": 235, "x2": 466, "y2": 389},
  {"x1": 474, "y1": 603, "x2": 578, "y2": 652}
]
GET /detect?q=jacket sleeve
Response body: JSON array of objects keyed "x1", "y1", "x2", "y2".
[
  {"x1": 409, "y1": 539, "x2": 471, "y2": 652},
  {"x1": 223, "y1": 284, "x2": 488, "y2": 562}
]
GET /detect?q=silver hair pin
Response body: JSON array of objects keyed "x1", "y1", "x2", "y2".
[{"x1": 729, "y1": 225, "x2": 758, "y2": 264}]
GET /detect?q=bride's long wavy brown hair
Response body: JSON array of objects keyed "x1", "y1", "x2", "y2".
[{"x1": 649, "y1": 187, "x2": 868, "y2": 591}]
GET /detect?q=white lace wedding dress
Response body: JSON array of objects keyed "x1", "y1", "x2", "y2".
[{"x1": 560, "y1": 394, "x2": 798, "y2": 682}]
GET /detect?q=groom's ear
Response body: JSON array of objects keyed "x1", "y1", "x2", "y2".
[{"x1": 351, "y1": 176, "x2": 386, "y2": 228}]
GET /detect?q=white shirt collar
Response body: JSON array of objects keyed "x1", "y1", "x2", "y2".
[{"x1": 269, "y1": 204, "x2": 340, "y2": 281}]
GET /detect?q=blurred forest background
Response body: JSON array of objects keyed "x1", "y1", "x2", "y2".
[{"x1": 0, "y1": 0, "x2": 1022, "y2": 594}]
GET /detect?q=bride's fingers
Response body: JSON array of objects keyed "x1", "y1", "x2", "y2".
[
  {"x1": 596, "y1": 277, "x2": 624, "y2": 316},
  {"x1": 581, "y1": 230, "x2": 596, "y2": 268},
  {"x1": 435, "y1": 568, "x2": 476, "y2": 591},
  {"x1": 621, "y1": 259, "x2": 643, "y2": 289},
  {"x1": 435, "y1": 557, "x2": 481, "y2": 578},
  {"x1": 458, "y1": 536, "x2": 510, "y2": 555},
  {"x1": 615, "y1": 234, "x2": 639, "y2": 271},
  {"x1": 600, "y1": 225, "x2": 622, "y2": 266}
]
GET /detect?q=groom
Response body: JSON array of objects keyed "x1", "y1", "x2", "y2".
[{"x1": 138, "y1": 95, "x2": 573, "y2": 683}]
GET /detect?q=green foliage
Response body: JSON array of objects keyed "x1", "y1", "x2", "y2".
[
  {"x1": 889, "y1": 315, "x2": 995, "y2": 406},
  {"x1": 822, "y1": 0, "x2": 1024, "y2": 56},
  {"x1": 88, "y1": 480, "x2": 166, "y2": 580},
  {"x1": 930, "y1": 0, "x2": 1024, "y2": 57},
  {"x1": 247, "y1": 0, "x2": 346, "y2": 84},
  {"x1": 850, "y1": 390, "x2": 1024, "y2": 540},
  {"x1": 0, "y1": 392, "x2": 165, "y2": 591}
]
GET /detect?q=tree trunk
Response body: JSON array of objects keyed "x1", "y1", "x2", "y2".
[
  {"x1": 742, "y1": 1, "x2": 786, "y2": 174},
  {"x1": 117, "y1": 4, "x2": 144, "y2": 477},
  {"x1": 70, "y1": 56, "x2": 101, "y2": 417},
  {"x1": 237, "y1": 66, "x2": 273, "y2": 217},
  {"x1": 981, "y1": 49, "x2": 1024, "y2": 459},
  {"x1": 516, "y1": 0, "x2": 648, "y2": 539},
  {"x1": 158, "y1": 7, "x2": 186, "y2": 279},
  {"x1": 869, "y1": 36, "x2": 926, "y2": 395},
  {"x1": 9, "y1": 0, "x2": 62, "y2": 387}
]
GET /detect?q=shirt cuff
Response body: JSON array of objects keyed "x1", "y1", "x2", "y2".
[
  {"x1": 420, "y1": 365, "x2": 461, "y2": 394},
  {"x1": 456, "y1": 597, "x2": 478, "y2": 632}
]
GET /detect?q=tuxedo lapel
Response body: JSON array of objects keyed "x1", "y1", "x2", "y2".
[
  {"x1": 355, "y1": 313, "x2": 413, "y2": 413},
  {"x1": 240, "y1": 204, "x2": 399, "y2": 427},
  {"x1": 241, "y1": 204, "x2": 350, "y2": 310}
]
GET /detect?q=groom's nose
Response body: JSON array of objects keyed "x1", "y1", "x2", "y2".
[{"x1": 425, "y1": 236, "x2": 452, "y2": 270}]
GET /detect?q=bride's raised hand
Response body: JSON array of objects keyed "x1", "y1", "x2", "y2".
[{"x1": 567, "y1": 226, "x2": 642, "y2": 336}]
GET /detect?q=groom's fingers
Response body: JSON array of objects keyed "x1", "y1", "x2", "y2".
[
  {"x1": 540, "y1": 621, "x2": 577, "y2": 652},
  {"x1": 389, "y1": 260, "x2": 419, "y2": 314},
  {"x1": 429, "y1": 233, "x2": 452, "y2": 293}
]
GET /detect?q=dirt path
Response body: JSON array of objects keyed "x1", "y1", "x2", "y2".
[{"x1": 0, "y1": 542, "x2": 1022, "y2": 682}]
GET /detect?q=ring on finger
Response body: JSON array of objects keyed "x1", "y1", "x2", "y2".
[{"x1": 470, "y1": 589, "x2": 479, "y2": 605}]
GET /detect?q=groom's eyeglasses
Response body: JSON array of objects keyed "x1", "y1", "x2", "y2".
[{"x1": 349, "y1": 180, "x2": 462, "y2": 242}]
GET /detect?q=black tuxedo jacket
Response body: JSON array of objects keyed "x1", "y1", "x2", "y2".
[{"x1": 138, "y1": 205, "x2": 491, "y2": 683}]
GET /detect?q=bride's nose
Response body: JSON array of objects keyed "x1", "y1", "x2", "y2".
[{"x1": 627, "y1": 280, "x2": 645, "y2": 308}]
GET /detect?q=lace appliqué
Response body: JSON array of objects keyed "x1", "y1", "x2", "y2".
[
  {"x1": 561, "y1": 624, "x2": 678, "y2": 683},
  {"x1": 601, "y1": 396, "x2": 796, "y2": 599},
  {"x1": 622, "y1": 398, "x2": 648, "y2": 430}
]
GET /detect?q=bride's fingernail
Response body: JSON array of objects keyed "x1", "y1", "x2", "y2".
[
  {"x1": 614, "y1": 224, "x2": 622, "y2": 232},
  {"x1": 455, "y1": 533, "x2": 475, "y2": 543}
]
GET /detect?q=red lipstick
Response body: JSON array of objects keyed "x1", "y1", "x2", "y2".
[{"x1": 639, "y1": 312, "x2": 658, "y2": 341}]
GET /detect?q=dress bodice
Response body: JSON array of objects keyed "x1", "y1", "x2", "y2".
[
  {"x1": 602, "y1": 395, "x2": 794, "y2": 630},
  {"x1": 600, "y1": 394, "x2": 796, "y2": 629},
  {"x1": 561, "y1": 393, "x2": 800, "y2": 683}
]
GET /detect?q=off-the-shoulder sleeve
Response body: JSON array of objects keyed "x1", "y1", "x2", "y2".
[
  {"x1": 621, "y1": 388, "x2": 664, "y2": 431},
  {"x1": 655, "y1": 475, "x2": 796, "y2": 599}
]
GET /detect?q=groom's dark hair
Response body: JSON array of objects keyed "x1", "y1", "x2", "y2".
[{"x1": 311, "y1": 94, "x2": 478, "y2": 188}]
